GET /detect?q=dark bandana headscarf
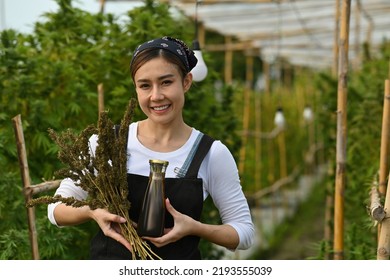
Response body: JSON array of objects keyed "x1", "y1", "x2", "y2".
[{"x1": 130, "y1": 36, "x2": 198, "y2": 73}]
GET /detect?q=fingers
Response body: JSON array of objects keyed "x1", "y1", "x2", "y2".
[
  {"x1": 143, "y1": 235, "x2": 168, "y2": 248},
  {"x1": 165, "y1": 198, "x2": 177, "y2": 216},
  {"x1": 94, "y1": 209, "x2": 132, "y2": 252},
  {"x1": 112, "y1": 214, "x2": 127, "y2": 224}
]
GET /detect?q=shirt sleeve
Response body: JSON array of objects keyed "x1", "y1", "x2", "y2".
[
  {"x1": 204, "y1": 141, "x2": 255, "y2": 250},
  {"x1": 47, "y1": 178, "x2": 88, "y2": 226}
]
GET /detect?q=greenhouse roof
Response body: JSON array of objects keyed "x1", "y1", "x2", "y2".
[{"x1": 160, "y1": 0, "x2": 390, "y2": 69}]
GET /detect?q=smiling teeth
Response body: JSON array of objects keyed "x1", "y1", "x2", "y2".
[{"x1": 153, "y1": 105, "x2": 169, "y2": 111}]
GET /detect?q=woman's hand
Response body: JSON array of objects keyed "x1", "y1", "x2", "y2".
[
  {"x1": 143, "y1": 198, "x2": 197, "y2": 248},
  {"x1": 91, "y1": 208, "x2": 133, "y2": 252}
]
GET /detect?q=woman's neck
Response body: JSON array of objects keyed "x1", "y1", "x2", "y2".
[{"x1": 137, "y1": 119, "x2": 192, "y2": 152}]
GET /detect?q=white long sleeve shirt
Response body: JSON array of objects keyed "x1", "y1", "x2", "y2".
[{"x1": 48, "y1": 122, "x2": 255, "y2": 250}]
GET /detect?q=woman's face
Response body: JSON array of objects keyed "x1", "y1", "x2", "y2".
[{"x1": 134, "y1": 57, "x2": 192, "y2": 125}]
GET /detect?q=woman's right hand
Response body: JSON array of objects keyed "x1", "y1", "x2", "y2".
[{"x1": 90, "y1": 208, "x2": 133, "y2": 253}]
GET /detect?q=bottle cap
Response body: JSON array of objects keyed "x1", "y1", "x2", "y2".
[{"x1": 149, "y1": 159, "x2": 169, "y2": 166}]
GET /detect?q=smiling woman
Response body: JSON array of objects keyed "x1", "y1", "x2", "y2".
[{"x1": 46, "y1": 36, "x2": 255, "y2": 260}]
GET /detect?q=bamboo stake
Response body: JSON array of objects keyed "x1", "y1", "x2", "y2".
[
  {"x1": 278, "y1": 129, "x2": 287, "y2": 179},
  {"x1": 224, "y1": 36, "x2": 233, "y2": 85},
  {"x1": 379, "y1": 80, "x2": 390, "y2": 196},
  {"x1": 377, "y1": 80, "x2": 390, "y2": 260},
  {"x1": 99, "y1": 0, "x2": 106, "y2": 14},
  {"x1": 370, "y1": 179, "x2": 385, "y2": 222},
  {"x1": 332, "y1": 0, "x2": 341, "y2": 76},
  {"x1": 237, "y1": 50, "x2": 252, "y2": 260},
  {"x1": 12, "y1": 115, "x2": 40, "y2": 260},
  {"x1": 26, "y1": 180, "x2": 61, "y2": 196},
  {"x1": 377, "y1": 79, "x2": 390, "y2": 240},
  {"x1": 353, "y1": 0, "x2": 361, "y2": 70},
  {"x1": 268, "y1": 128, "x2": 276, "y2": 183},
  {"x1": 238, "y1": 54, "x2": 252, "y2": 178},
  {"x1": 377, "y1": 170, "x2": 390, "y2": 259},
  {"x1": 264, "y1": 61, "x2": 270, "y2": 95},
  {"x1": 255, "y1": 90, "x2": 262, "y2": 191},
  {"x1": 333, "y1": 0, "x2": 351, "y2": 260}
]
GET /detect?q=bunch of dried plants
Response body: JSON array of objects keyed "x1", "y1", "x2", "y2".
[{"x1": 28, "y1": 99, "x2": 160, "y2": 260}]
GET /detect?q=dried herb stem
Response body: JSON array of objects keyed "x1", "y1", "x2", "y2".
[{"x1": 28, "y1": 99, "x2": 160, "y2": 259}]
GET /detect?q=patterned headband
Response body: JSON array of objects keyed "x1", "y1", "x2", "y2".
[{"x1": 130, "y1": 36, "x2": 198, "y2": 73}]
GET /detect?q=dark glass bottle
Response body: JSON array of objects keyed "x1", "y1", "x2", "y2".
[{"x1": 137, "y1": 159, "x2": 169, "y2": 237}]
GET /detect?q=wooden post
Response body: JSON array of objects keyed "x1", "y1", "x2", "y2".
[
  {"x1": 278, "y1": 130, "x2": 287, "y2": 179},
  {"x1": 263, "y1": 61, "x2": 271, "y2": 95},
  {"x1": 255, "y1": 82, "x2": 262, "y2": 191},
  {"x1": 99, "y1": 0, "x2": 106, "y2": 14},
  {"x1": 224, "y1": 36, "x2": 233, "y2": 85},
  {"x1": 377, "y1": 80, "x2": 390, "y2": 259},
  {"x1": 237, "y1": 51, "x2": 252, "y2": 261},
  {"x1": 268, "y1": 133, "x2": 276, "y2": 183},
  {"x1": 333, "y1": 0, "x2": 341, "y2": 76},
  {"x1": 238, "y1": 51, "x2": 253, "y2": 177},
  {"x1": 353, "y1": 0, "x2": 361, "y2": 69},
  {"x1": 12, "y1": 115, "x2": 40, "y2": 260},
  {"x1": 333, "y1": 0, "x2": 351, "y2": 260},
  {"x1": 198, "y1": 23, "x2": 206, "y2": 48},
  {"x1": 379, "y1": 80, "x2": 390, "y2": 197}
]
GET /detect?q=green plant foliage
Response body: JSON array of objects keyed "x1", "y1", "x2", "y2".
[{"x1": 315, "y1": 41, "x2": 390, "y2": 259}]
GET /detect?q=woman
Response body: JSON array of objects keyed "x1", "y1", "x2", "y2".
[{"x1": 48, "y1": 36, "x2": 254, "y2": 259}]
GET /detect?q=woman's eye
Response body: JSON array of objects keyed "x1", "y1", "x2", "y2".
[
  {"x1": 162, "y1": 80, "x2": 173, "y2": 85},
  {"x1": 138, "y1": 84, "x2": 150, "y2": 89}
]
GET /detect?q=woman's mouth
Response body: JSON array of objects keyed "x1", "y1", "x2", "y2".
[{"x1": 151, "y1": 104, "x2": 170, "y2": 111}]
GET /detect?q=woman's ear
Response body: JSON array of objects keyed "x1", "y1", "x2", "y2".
[{"x1": 183, "y1": 73, "x2": 193, "y2": 92}]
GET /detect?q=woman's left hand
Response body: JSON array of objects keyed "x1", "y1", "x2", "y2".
[{"x1": 142, "y1": 198, "x2": 197, "y2": 247}]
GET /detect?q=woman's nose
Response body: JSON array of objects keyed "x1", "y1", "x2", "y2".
[{"x1": 150, "y1": 87, "x2": 164, "y2": 101}]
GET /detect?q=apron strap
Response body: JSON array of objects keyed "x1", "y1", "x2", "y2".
[
  {"x1": 175, "y1": 132, "x2": 203, "y2": 178},
  {"x1": 185, "y1": 134, "x2": 215, "y2": 179}
]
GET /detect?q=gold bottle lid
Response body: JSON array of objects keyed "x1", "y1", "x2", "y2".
[{"x1": 149, "y1": 159, "x2": 169, "y2": 166}]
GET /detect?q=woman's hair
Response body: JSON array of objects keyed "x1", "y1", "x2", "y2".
[{"x1": 130, "y1": 48, "x2": 188, "y2": 81}]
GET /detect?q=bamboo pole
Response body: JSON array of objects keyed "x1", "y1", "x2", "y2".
[
  {"x1": 263, "y1": 61, "x2": 270, "y2": 95},
  {"x1": 377, "y1": 171, "x2": 390, "y2": 259},
  {"x1": 235, "y1": 48, "x2": 254, "y2": 261},
  {"x1": 26, "y1": 180, "x2": 61, "y2": 196},
  {"x1": 377, "y1": 80, "x2": 390, "y2": 259},
  {"x1": 198, "y1": 23, "x2": 206, "y2": 48},
  {"x1": 224, "y1": 36, "x2": 233, "y2": 85},
  {"x1": 353, "y1": 0, "x2": 361, "y2": 69},
  {"x1": 238, "y1": 52, "x2": 253, "y2": 177},
  {"x1": 370, "y1": 178, "x2": 385, "y2": 222},
  {"x1": 376, "y1": 77, "x2": 390, "y2": 241},
  {"x1": 12, "y1": 115, "x2": 40, "y2": 260},
  {"x1": 99, "y1": 0, "x2": 106, "y2": 14},
  {"x1": 333, "y1": 0, "x2": 351, "y2": 260},
  {"x1": 379, "y1": 80, "x2": 390, "y2": 196},
  {"x1": 255, "y1": 88, "x2": 262, "y2": 192},
  {"x1": 332, "y1": 0, "x2": 341, "y2": 76},
  {"x1": 278, "y1": 130, "x2": 287, "y2": 179}
]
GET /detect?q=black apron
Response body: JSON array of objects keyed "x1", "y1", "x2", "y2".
[{"x1": 90, "y1": 134, "x2": 214, "y2": 260}]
